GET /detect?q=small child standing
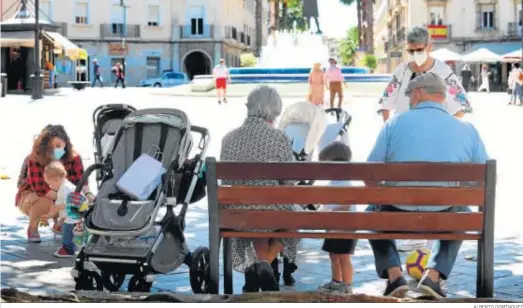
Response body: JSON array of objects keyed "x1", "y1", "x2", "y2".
[
  {"x1": 317, "y1": 142, "x2": 356, "y2": 294},
  {"x1": 42, "y1": 161, "x2": 82, "y2": 258}
]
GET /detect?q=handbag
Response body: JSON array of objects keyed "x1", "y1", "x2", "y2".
[{"x1": 116, "y1": 147, "x2": 166, "y2": 201}]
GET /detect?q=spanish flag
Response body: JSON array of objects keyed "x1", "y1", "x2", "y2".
[{"x1": 428, "y1": 25, "x2": 448, "y2": 39}]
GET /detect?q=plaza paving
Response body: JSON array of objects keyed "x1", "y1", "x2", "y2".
[{"x1": 0, "y1": 87, "x2": 522, "y2": 300}]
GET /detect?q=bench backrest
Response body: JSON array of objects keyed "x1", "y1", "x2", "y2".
[{"x1": 205, "y1": 158, "x2": 496, "y2": 240}]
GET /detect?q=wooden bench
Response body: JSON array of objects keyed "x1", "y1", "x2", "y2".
[{"x1": 205, "y1": 158, "x2": 497, "y2": 297}]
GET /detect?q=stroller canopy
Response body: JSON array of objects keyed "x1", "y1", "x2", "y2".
[{"x1": 277, "y1": 102, "x2": 326, "y2": 155}]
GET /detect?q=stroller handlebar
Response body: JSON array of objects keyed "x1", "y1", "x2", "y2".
[
  {"x1": 75, "y1": 163, "x2": 105, "y2": 193},
  {"x1": 191, "y1": 125, "x2": 208, "y2": 136}
]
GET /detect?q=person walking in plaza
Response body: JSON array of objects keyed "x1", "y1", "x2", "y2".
[
  {"x1": 213, "y1": 59, "x2": 230, "y2": 104},
  {"x1": 460, "y1": 64, "x2": 472, "y2": 92},
  {"x1": 325, "y1": 58, "x2": 347, "y2": 110},
  {"x1": 508, "y1": 62, "x2": 523, "y2": 105},
  {"x1": 377, "y1": 25, "x2": 472, "y2": 252},
  {"x1": 91, "y1": 59, "x2": 103, "y2": 88},
  {"x1": 308, "y1": 62, "x2": 325, "y2": 106},
  {"x1": 113, "y1": 62, "x2": 125, "y2": 88},
  {"x1": 367, "y1": 73, "x2": 488, "y2": 298},
  {"x1": 478, "y1": 64, "x2": 491, "y2": 93}
]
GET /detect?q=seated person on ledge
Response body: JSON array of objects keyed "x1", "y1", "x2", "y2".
[{"x1": 365, "y1": 72, "x2": 488, "y2": 299}]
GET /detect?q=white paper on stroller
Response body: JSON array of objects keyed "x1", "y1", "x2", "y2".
[
  {"x1": 278, "y1": 102, "x2": 326, "y2": 154},
  {"x1": 116, "y1": 153, "x2": 166, "y2": 200},
  {"x1": 283, "y1": 123, "x2": 309, "y2": 154}
]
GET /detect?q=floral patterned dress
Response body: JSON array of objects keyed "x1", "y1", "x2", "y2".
[
  {"x1": 378, "y1": 60, "x2": 472, "y2": 115},
  {"x1": 220, "y1": 117, "x2": 302, "y2": 273}
]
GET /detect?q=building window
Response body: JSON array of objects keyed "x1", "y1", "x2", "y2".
[
  {"x1": 75, "y1": 2, "x2": 88, "y2": 24},
  {"x1": 148, "y1": 4, "x2": 160, "y2": 26},
  {"x1": 476, "y1": 3, "x2": 495, "y2": 29},
  {"x1": 429, "y1": 6, "x2": 444, "y2": 25},
  {"x1": 191, "y1": 18, "x2": 204, "y2": 35},
  {"x1": 146, "y1": 57, "x2": 160, "y2": 78}
]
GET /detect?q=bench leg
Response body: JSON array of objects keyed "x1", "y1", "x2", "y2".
[
  {"x1": 223, "y1": 237, "x2": 233, "y2": 294},
  {"x1": 209, "y1": 231, "x2": 221, "y2": 294},
  {"x1": 477, "y1": 160, "x2": 496, "y2": 298}
]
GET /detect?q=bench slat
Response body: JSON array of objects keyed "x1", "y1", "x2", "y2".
[
  {"x1": 214, "y1": 161, "x2": 486, "y2": 182},
  {"x1": 217, "y1": 186, "x2": 485, "y2": 206},
  {"x1": 221, "y1": 231, "x2": 482, "y2": 241},
  {"x1": 219, "y1": 210, "x2": 484, "y2": 232}
]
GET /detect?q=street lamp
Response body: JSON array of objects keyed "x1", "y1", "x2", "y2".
[{"x1": 31, "y1": 0, "x2": 43, "y2": 99}]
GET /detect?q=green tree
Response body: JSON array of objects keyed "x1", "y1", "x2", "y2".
[
  {"x1": 241, "y1": 53, "x2": 258, "y2": 67},
  {"x1": 339, "y1": 27, "x2": 359, "y2": 65},
  {"x1": 363, "y1": 54, "x2": 377, "y2": 72},
  {"x1": 281, "y1": 0, "x2": 307, "y2": 31}
]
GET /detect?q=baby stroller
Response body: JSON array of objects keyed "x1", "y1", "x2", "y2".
[
  {"x1": 278, "y1": 102, "x2": 352, "y2": 162},
  {"x1": 71, "y1": 108, "x2": 211, "y2": 294},
  {"x1": 92, "y1": 104, "x2": 137, "y2": 187}
]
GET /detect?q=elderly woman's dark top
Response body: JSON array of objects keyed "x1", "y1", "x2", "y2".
[{"x1": 220, "y1": 117, "x2": 301, "y2": 272}]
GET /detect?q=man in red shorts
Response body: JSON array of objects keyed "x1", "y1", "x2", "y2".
[{"x1": 213, "y1": 59, "x2": 230, "y2": 104}]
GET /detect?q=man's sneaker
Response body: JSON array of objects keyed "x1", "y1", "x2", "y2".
[
  {"x1": 397, "y1": 240, "x2": 426, "y2": 252},
  {"x1": 27, "y1": 229, "x2": 41, "y2": 243},
  {"x1": 53, "y1": 247, "x2": 75, "y2": 258},
  {"x1": 218, "y1": 100, "x2": 222, "y2": 104},
  {"x1": 417, "y1": 273, "x2": 446, "y2": 299},
  {"x1": 318, "y1": 280, "x2": 344, "y2": 293},
  {"x1": 383, "y1": 276, "x2": 409, "y2": 298}
]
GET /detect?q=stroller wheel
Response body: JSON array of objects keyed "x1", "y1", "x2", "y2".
[
  {"x1": 189, "y1": 246, "x2": 210, "y2": 294},
  {"x1": 128, "y1": 275, "x2": 152, "y2": 292},
  {"x1": 101, "y1": 271, "x2": 126, "y2": 291},
  {"x1": 75, "y1": 270, "x2": 103, "y2": 291}
]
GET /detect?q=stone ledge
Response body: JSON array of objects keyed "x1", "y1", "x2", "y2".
[{"x1": 0, "y1": 288, "x2": 513, "y2": 303}]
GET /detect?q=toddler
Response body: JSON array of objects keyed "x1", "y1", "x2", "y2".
[
  {"x1": 317, "y1": 142, "x2": 356, "y2": 294},
  {"x1": 42, "y1": 161, "x2": 83, "y2": 258}
]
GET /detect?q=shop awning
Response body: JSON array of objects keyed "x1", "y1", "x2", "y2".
[
  {"x1": 467, "y1": 42, "x2": 521, "y2": 56},
  {"x1": 0, "y1": 31, "x2": 35, "y2": 47},
  {"x1": 42, "y1": 31, "x2": 88, "y2": 60}
]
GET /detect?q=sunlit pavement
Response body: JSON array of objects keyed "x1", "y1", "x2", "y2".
[{"x1": 0, "y1": 88, "x2": 522, "y2": 299}]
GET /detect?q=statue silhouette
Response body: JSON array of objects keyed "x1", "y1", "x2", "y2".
[{"x1": 302, "y1": 0, "x2": 322, "y2": 34}]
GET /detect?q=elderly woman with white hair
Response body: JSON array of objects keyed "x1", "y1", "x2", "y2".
[
  {"x1": 220, "y1": 85, "x2": 301, "y2": 293},
  {"x1": 378, "y1": 25, "x2": 473, "y2": 252}
]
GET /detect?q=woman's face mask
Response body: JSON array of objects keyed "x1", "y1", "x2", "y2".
[
  {"x1": 54, "y1": 147, "x2": 65, "y2": 160},
  {"x1": 411, "y1": 51, "x2": 428, "y2": 67}
]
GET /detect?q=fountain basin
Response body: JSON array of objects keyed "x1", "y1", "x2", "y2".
[{"x1": 193, "y1": 67, "x2": 391, "y2": 85}]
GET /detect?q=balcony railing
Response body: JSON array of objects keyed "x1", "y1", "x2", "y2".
[
  {"x1": 426, "y1": 24, "x2": 452, "y2": 41},
  {"x1": 100, "y1": 23, "x2": 140, "y2": 39},
  {"x1": 54, "y1": 22, "x2": 68, "y2": 37},
  {"x1": 180, "y1": 25, "x2": 214, "y2": 39},
  {"x1": 507, "y1": 22, "x2": 522, "y2": 38}
]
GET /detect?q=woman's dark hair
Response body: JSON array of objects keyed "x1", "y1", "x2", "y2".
[
  {"x1": 319, "y1": 142, "x2": 352, "y2": 162},
  {"x1": 31, "y1": 124, "x2": 74, "y2": 166}
]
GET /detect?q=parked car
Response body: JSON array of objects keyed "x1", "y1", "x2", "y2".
[{"x1": 139, "y1": 72, "x2": 188, "y2": 87}]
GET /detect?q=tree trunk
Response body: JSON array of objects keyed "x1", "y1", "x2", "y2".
[
  {"x1": 275, "y1": 0, "x2": 280, "y2": 31},
  {"x1": 366, "y1": 0, "x2": 374, "y2": 54},
  {"x1": 356, "y1": 0, "x2": 363, "y2": 49},
  {"x1": 361, "y1": 0, "x2": 367, "y2": 52},
  {"x1": 269, "y1": 0, "x2": 277, "y2": 36},
  {"x1": 281, "y1": 0, "x2": 288, "y2": 31},
  {"x1": 255, "y1": 0, "x2": 263, "y2": 56}
]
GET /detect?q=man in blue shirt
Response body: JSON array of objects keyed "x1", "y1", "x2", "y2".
[{"x1": 366, "y1": 72, "x2": 489, "y2": 299}]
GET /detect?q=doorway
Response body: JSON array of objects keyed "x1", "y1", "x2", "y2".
[{"x1": 183, "y1": 51, "x2": 211, "y2": 80}]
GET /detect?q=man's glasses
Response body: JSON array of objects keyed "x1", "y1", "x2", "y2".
[{"x1": 406, "y1": 48, "x2": 426, "y2": 55}]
